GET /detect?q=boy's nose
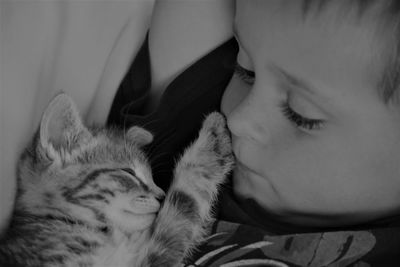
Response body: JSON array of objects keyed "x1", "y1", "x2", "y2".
[{"x1": 226, "y1": 96, "x2": 270, "y2": 145}]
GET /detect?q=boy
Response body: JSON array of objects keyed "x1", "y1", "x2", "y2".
[
  {"x1": 222, "y1": 0, "x2": 400, "y2": 228},
  {"x1": 109, "y1": 0, "x2": 400, "y2": 265}
]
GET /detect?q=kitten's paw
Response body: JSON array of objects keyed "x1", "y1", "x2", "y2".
[
  {"x1": 199, "y1": 112, "x2": 234, "y2": 172},
  {"x1": 177, "y1": 112, "x2": 235, "y2": 185}
]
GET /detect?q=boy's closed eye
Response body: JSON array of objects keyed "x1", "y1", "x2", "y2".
[
  {"x1": 233, "y1": 61, "x2": 325, "y2": 132},
  {"x1": 234, "y1": 62, "x2": 255, "y2": 85}
]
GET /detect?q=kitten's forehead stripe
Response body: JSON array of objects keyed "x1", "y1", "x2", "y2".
[
  {"x1": 120, "y1": 168, "x2": 150, "y2": 191},
  {"x1": 109, "y1": 174, "x2": 137, "y2": 191},
  {"x1": 64, "y1": 168, "x2": 115, "y2": 197}
]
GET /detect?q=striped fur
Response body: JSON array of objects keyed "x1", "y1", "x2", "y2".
[{"x1": 0, "y1": 94, "x2": 234, "y2": 267}]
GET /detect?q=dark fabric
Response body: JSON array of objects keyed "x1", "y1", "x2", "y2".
[
  {"x1": 108, "y1": 34, "x2": 238, "y2": 191},
  {"x1": 107, "y1": 34, "x2": 400, "y2": 266}
]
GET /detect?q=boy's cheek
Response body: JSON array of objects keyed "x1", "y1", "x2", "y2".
[{"x1": 275, "y1": 158, "x2": 399, "y2": 217}]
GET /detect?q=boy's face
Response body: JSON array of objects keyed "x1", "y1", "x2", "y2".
[{"x1": 222, "y1": 0, "x2": 400, "y2": 226}]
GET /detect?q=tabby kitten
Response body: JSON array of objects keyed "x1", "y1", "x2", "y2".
[{"x1": 0, "y1": 94, "x2": 234, "y2": 267}]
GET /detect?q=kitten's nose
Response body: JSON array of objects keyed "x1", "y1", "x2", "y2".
[
  {"x1": 152, "y1": 186, "x2": 165, "y2": 201},
  {"x1": 131, "y1": 195, "x2": 160, "y2": 213}
]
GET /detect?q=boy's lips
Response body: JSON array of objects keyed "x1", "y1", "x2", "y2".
[
  {"x1": 232, "y1": 136, "x2": 261, "y2": 176},
  {"x1": 234, "y1": 159, "x2": 281, "y2": 203},
  {"x1": 232, "y1": 138, "x2": 279, "y2": 196}
]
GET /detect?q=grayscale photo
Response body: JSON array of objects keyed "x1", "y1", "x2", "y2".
[{"x1": 1, "y1": 1, "x2": 399, "y2": 266}]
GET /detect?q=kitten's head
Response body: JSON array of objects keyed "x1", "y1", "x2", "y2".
[{"x1": 17, "y1": 94, "x2": 164, "y2": 232}]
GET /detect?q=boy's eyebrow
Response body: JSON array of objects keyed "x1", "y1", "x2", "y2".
[
  {"x1": 268, "y1": 63, "x2": 318, "y2": 97},
  {"x1": 269, "y1": 63, "x2": 336, "y2": 110}
]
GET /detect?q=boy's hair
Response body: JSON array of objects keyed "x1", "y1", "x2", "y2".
[{"x1": 302, "y1": 0, "x2": 400, "y2": 103}]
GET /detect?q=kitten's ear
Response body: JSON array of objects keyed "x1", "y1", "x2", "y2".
[
  {"x1": 126, "y1": 126, "x2": 153, "y2": 147},
  {"x1": 40, "y1": 93, "x2": 92, "y2": 153}
]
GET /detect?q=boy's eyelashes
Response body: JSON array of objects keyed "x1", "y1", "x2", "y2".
[
  {"x1": 234, "y1": 62, "x2": 255, "y2": 85},
  {"x1": 280, "y1": 101, "x2": 325, "y2": 131},
  {"x1": 234, "y1": 61, "x2": 325, "y2": 132}
]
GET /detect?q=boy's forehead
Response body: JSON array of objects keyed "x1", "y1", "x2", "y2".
[
  {"x1": 235, "y1": 0, "x2": 387, "y2": 104},
  {"x1": 235, "y1": 0, "x2": 382, "y2": 58},
  {"x1": 236, "y1": 0, "x2": 385, "y2": 68},
  {"x1": 237, "y1": 0, "x2": 383, "y2": 24}
]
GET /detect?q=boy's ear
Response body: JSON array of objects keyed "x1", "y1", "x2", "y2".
[
  {"x1": 126, "y1": 126, "x2": 153, "y2": 147},
  {"x1": 40, "y1": 93, "x2": 92, "y2": 153}
]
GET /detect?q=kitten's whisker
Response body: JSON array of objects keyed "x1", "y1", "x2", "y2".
[
  {"x1": 153, "y1": 169, "x2": 173, "y2": 175},
  {"x1": 151, "y1": 163, "x2": 173, "y2": 173},
  {"x1": 146, "y1": 131, "x2": 176, "y2": 157},
  {"x1": 149, "y1": 152, "x2": 171, "y2": 164},
  {"x1": 142, "y1": 132, "x2": 173, "y2": 158},
  {"x1": 139, "y1": 118, "x2": 160, "y2": 129},
  {"x1": 153, "y1": 132, "x2": 177, "y2": 147}
]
